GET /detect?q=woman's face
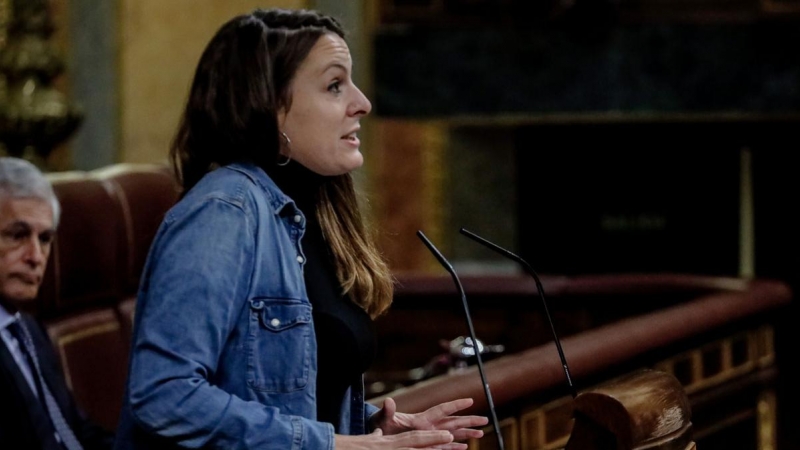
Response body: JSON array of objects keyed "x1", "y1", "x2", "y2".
[{"x1": 277, "y1": 33, "x2": 372, "y2": 176}]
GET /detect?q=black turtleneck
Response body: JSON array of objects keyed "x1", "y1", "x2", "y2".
[{"x1": 269, "y1": 162, "x2": 376, "y2": 431}]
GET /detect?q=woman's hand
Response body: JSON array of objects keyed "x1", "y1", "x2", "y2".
[
  {"x1": 335, "y1": 428, "x2": 463, "y2": 449},
  {"x1": 370, "y1": 397, "x2": 488, "y2": 445}
]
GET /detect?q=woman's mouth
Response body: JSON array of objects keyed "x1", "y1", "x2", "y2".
[{"x1": 342, "y1": 132, "x2": 360, "y2": 146}]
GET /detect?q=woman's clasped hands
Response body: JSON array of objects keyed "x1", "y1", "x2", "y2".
[{"x1": 335, "y1": 397, "x2": 489, "y2": 449}]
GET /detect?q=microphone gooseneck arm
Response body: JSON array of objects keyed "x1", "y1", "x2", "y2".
[
  {"x1": 416, "y1": 230, "x2": 505, "y2": 450},
  {"x1": 459, "y1": 227, "x2": 577, "y2": 399}
]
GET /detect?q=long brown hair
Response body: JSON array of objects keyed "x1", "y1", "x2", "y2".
[{"x1": 169, "y1": 8, "x2": 393, "y2": 318}]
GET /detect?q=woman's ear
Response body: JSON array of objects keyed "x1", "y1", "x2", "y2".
[{"x1": 276, "y1": 106, "x2": 287, "y2": 128}]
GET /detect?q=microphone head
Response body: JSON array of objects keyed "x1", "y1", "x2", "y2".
[{"x1": 416, "y1": 230, "x2": 453, "y2": 270}]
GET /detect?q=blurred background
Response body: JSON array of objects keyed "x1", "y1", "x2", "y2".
[{"x1": 2, "y1": 0, "x2": 796, "y2": 281}]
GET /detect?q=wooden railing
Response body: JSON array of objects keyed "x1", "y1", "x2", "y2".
[{"x1": 368, "y1": 274, "x2": 791, "y2": 449}]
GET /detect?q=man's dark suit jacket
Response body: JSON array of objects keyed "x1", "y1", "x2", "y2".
[{"x1": 0, "y1": 312, "x2": 114, "y2": 450}]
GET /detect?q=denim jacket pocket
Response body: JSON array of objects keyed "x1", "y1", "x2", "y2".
[{"x1": 247, "y1": 298, "x2": 313, "y2": 393}]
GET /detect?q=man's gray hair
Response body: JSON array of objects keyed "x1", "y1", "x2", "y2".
[{"x1": 0, "y1": 157, "x2": 61, "y2": 227}]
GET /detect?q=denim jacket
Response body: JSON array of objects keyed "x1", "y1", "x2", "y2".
[{"x1": 113, "y1": 163, "x2": 378, "y2": 450}]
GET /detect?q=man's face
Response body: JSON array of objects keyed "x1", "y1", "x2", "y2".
[{"x1": 0, "y1": 197, "x2": 55, "y2": 304}]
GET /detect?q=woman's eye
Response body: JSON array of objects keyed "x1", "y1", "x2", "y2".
[{"x1": 328, "y1": 81, "x2": 341, "y2": 94}]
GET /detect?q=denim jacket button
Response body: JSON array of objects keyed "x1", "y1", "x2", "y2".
[
  {"x1": 293, "y1": 214, "x2": 302, "y2": 223},
  {"x1": 296, "y1": 255, "x2": 304, "y2": 264},
  {"x1": 270, "y1": 318, "x2": 281, "y2": 327}
]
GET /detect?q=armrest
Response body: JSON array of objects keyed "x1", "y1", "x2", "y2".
[{"x1": 565, "y1": 369, "x2": 694, "y2": 450}]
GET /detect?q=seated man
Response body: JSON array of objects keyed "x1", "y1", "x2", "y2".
[{"x1": 0, "y1": 157, "x2": 113, "y2": 449}]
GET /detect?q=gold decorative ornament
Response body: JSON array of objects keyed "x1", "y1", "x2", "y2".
[{"x1": 0, "y1": 0, "x2": 82, "y2": 169}]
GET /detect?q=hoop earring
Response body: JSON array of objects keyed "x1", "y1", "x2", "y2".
[{"x1": 277, "y1": 132, "x2": 292, "y2": 166}]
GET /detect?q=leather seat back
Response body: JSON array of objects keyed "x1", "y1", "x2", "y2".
[{"x1": 36, "y1": 163, "x2": 178, "y2": 431}]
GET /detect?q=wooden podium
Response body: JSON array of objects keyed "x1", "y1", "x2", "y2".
[
  {"x1": 565, "y1": 369, "x2": 695, "y2": 450},
  {"x1": 368, "y1": 274, "x2": 791, "y2": 449}
]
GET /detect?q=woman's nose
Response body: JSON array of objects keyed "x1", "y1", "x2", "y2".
[{"x1": 350, "y1": 84, "x2": 372, "y2": 117}]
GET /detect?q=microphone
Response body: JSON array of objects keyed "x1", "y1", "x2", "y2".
[
  {"x1": 416, "y1": 230, "x2": 505, "y2": 450},
  {"x1": 459, "y1": 227, "x2": 577, "y2": 399}
]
